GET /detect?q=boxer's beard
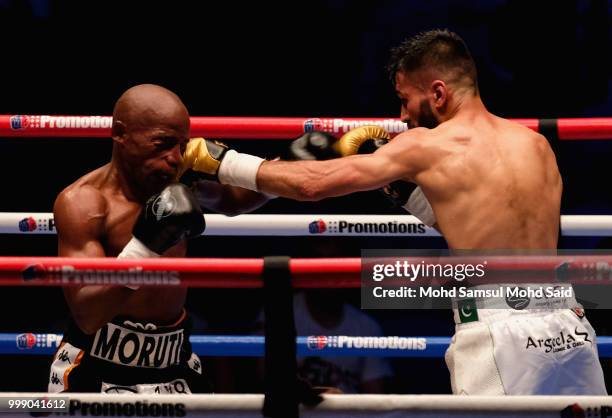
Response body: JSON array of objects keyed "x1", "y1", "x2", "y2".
[{"x1": 415, "y1": 99, "x2": 439, "y2": 129}]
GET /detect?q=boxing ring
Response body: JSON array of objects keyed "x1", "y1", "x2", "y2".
[
  {"x1": 0, "y1": 255, "x2": 612, "y2": 417},
  {"x1": 2, "y1": 115, "x2": 612, "y2": 417}
]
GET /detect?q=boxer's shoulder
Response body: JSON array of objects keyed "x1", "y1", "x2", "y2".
[
  {"x1": 395, "y1": 125, "x2": 462, "y2": 159},
  {"x1": 495, "y1": 116, "x2": 550, "y2": 153},
  {"x1": 55, "y1": 181, "x2": 107, "y2": 214},
  {"x1": 383, "y1": 128, "x2": 432, "y2": 156},
  {"x1": 56, "y1": 164, "x2": 114, "y2": 211},
  {"x1": 54, "y1": 176, "x2": 109, "y2": 237},
  {"x1": 392, "y1": 127, "x2": 430, "y2": 143}
]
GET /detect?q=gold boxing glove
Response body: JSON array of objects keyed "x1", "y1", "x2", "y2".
[
  {"x1": 333, "y1": 126, "x2": 391, "y2": 156},
  {"x1": 334, "y1": 126, "x2": 436, "y2": 226},
  {"x1": 175, "y1": 138, "x2": 229, "y2": 182}
]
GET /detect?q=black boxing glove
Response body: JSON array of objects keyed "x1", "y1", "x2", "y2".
[
  {"x1": 381, "y1": 180, "x2": 418, "y2": 208},
  {"x1": 120, "y1": 183, "x2": 206, "y2": 257},
  {"x1": 382, "y1": 181, "x2": 436, "y2": 226},
  {"x1": 284, "y1": 131, "x2": 340, "y2": 161},
  {"x1": 134, "y1": 183, "x2": 206, "y2": 254}
]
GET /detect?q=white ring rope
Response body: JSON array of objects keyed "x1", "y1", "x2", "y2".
[
  {"x1": 0, "y1": 393, "x2": 608, "y2": 418},
  {"x1": 3, "y1": 213, "x2": 612, "y2": 237}
]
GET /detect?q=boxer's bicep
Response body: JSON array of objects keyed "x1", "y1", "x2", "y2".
[
  {"x1": 258, "y1": 155, "x2": 409, "y2": 200},
  {"x1": 374, "y1": 131, "x2": 431, "y2": 181},
  {"x1": 336, "y1": 153, "x2": 408, "y2": 191},
  {"x1": 309, "y1": 132, "x2": 432, "y2": 194}
]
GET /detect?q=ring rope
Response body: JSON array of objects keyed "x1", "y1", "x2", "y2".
[
  {"x1": 1, "y1": 393, "x2": 608, "y2": 417},
  {"x1": 3, "y1": 334, "x2": 612, "y2": 358},
  {"x1": 2, "y1": 115, "x2": 612, "y2": 139},
  {"x1": 0, "y1": 255, "x2": 611, "y2": 287},
  {"x1": 4, "y1": 213, "x2": 612, "y2": 236}
]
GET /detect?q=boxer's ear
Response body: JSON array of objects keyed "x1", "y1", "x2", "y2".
[
  {"x1": 112, "y1": 119, "x2": 127, "y2": 144},
  {"x1": 431, "y1": 80, "x2": 447, "y2": 110}
]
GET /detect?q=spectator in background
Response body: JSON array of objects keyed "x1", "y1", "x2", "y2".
[
  {"x1": 290, "y1": 289, "x2": 393, "y2": 393},
  {"x1": 254, "y1": 237, "x2": 393, "y2": 394}
]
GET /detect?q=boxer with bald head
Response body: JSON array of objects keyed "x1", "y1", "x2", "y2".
[
  {"x1": 49, "y1": 84, "x2": 268, "y2": 393},
  {"x1": 212, "y1": 30, "x2": 606, "y2": 395}
]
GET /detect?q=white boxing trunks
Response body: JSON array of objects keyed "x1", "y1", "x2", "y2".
[{"x1": 445, "y1": 284, "x2": 607, "y2": 395}]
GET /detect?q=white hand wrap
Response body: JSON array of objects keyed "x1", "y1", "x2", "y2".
[
  {"x1": 217, "y1": 150, "x2": 265, "y2": 191},
  {"x1": 402, "y1": 186, "x2": 436, "y2": 227},
  {"x1": 117, "y1": 237, "x2": 161, "y2": 290}
]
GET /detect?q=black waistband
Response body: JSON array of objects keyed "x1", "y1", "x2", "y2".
[{"x1": 62, "y1": 311, "x2": 193, "y2": 369}]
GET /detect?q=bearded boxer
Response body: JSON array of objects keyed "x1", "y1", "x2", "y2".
[
  {"x1": 49, "y1": 84, "x2": 269, "y2": 393},
  {"x1": 201, "y1": 30, "x2": 606, "y2": 395}
]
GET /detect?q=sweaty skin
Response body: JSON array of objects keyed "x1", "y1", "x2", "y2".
[
  {"x1": 55, "y1": 84, "x2": 190, "y2": 334},
  {"x1": 55, "y1": 84, "x2": 268, "y2": 335},
  {"x1": 256, "y1": 73, "x2": 562, "y2": 250}
]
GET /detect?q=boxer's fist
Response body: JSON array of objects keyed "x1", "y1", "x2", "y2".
[
  {"x1": 133, "y1": 183, "x2": 205, "y2": 254},
  {"x1": 334, "y1": 126, "x2": 390, "y2": 156},
  {"x1": 333, "y1": 126, "x2": 407, "y2": 204},
  {"x1": 176, "y1": 138, "x2": 229, "y2": 182},
  {"x1": 338, "y1": 127, "x2": 436, "y2": 224},
  {"x1": 285, "y1": 131, "x2": 340, "y2": 161}
]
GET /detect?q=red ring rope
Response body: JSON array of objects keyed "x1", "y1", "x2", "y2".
[
  {"x1": 1, "y1": 115, "x2": 611, "y2": 139},
  {"x1": 0, "y1": 256, "x2": 609, "y2": 288}
]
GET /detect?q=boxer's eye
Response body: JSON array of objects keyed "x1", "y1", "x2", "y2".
[
  {"x1": 153, "y1": 140, "x2": 168, "y2": 149},
  {"x1": 154, "y1": 136, "x2": 176, "y2": 146}
]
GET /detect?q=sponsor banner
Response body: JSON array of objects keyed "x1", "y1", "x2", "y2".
[
  {"x1": 0, "y1": 213, "x2": 56, "y2": 234},
  {"x1": 1, "y1": 213, "x2": 438, "y2": 236},
  {"x1": 21, "y1": 264, "x2": 180, "y2": 287},
  {"x1": 5, "y1": 213, "x2": 607, "y2": 237},
  {"x1": 303, "y1": 118, "x2": 408, "y2": 135},
  {"x1": 305, "y1": 335, "x2": 426, "y2": 351},
  {"x1": 10, "y1": 115, "x2": 112, "y2": 130},
  {"x1": 16, "y1": 333, "x2": 61, "y2": 352},
  {"x1": 307, "y1": 217, "x2": 429, "y2": 236}
]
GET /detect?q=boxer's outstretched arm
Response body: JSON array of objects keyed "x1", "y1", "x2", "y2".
[
  {"x1": 191, "y1": 180, "x2": 269, "y2": 216},
  {"x1": 256, "y1": 154, "x2": 398, "y2": 201},
  {"x1": 54, "y1": 185, "x2": 135, "y2": 335},
  {"x1": 256, "y1": 135, "x2": 424, "y2": 201}
]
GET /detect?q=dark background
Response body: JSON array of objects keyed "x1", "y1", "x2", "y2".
[{"x1": 0, "y1": 0, "x2": 610, "y2": 394}]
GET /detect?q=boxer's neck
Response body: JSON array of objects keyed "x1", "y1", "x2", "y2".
[
  {"x1": 441, "y1": 93, "x2": 488, "y2": 124},
  {"x1": 108, "y1": 156, "x2": 150, "y2": 203}
]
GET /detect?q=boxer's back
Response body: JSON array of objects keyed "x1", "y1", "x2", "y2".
[{"x1": 418, "y1": 115, "x2": 562, "y2": 249}]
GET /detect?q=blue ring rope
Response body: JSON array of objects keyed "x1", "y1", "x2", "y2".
[{"x1": 2, "y1": 334, "x2": 611, "y2": 357}]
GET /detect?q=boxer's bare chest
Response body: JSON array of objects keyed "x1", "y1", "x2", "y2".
[{"x1": 100, "y1": 192, "x2": 187, "y2": 323}]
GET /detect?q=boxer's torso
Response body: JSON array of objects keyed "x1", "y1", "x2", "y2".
[{"x1": 62, "y1": 164, "x2": 187, "y2": 325}]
